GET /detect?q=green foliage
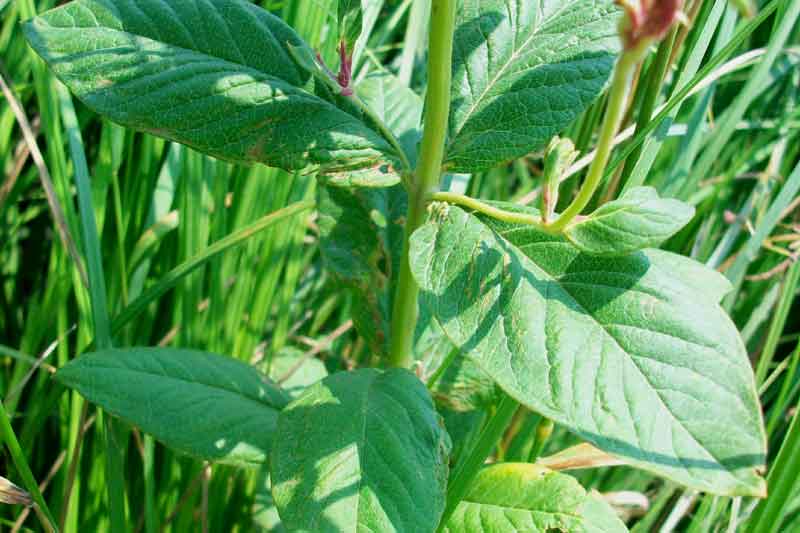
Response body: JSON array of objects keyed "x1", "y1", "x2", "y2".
[
  {"x1": 56, "y1": 347, "x2": 290, "y2": 467},
  {"x1": 445, "y1": 0, "x2": 620, "y2": 172},
  {"x1": 271, "y1": 368, "x2": 451, "y2": 532},
  {"x1": 564, "y1": 186, "x2": 695, "y2": 255},
  {"x1": 8, "y1": 0, "x2": 791, "y2": 530},
  {"x1": 337, "y1": 0, "x2": 363, "y2": 52},
  {"x1": 410, "y1": 204, "x2": 766, "y2": 496},
  {"x1": 441, "y1": 463, "x2": 626, "y2": 532},
  {"x1": 23, "y1": 0, "x2": 392, "y2": 171},
  {"x1": 317, "y1": 182, "x2": 406, "y2": 356}
]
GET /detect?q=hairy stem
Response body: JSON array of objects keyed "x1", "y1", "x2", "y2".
[
  {"x1": 547, "y1": 49, "x2": 641, "y2": 232},
  {"x1": 430, "y1": 191, "x2": 559, "y2": 233},
  {"x1": 387, "y1": 0, "x2": 456, "y2": 368}
]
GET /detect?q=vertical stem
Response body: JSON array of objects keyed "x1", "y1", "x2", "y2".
[
  {"x1": 0, "y1": 401, "x2": 59, "y2": 532},
  {"x1": 388, "y1": 0, "x2": 456, "y2": 368},
  {"x1": 57, "y1": 82, "x2": 127, "y2": 531},
  {"x1": 614, "y1": 26, "x2": 677, "y2": 196},
  {"x1": 437, "y1": 395, "x2": 519, "y2": 530},
  {"x1": 547, "y1": 49, "x2": 641, "y2": 232},
  {"x1": 528, "y1": 417, "x2": 554, "y2": 463},
  {"x1": 745, "y1": 404, "x2": 800, "y2": 533}
]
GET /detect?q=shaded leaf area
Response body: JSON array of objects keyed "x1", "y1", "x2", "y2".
[
  {"x1": 23, "y1": 0, "x2": 391, "y2": 171},
  {"x1": 410, "y1": 204, "x2": 767, "y2": 496},
  {"x1": 442, "y1": 463, "x2": 627, "y2": 533},
  {"x1": 56, "y1": 347, "x2": 289, "y2": 467},
  {"x1": 264, "y1": 346, "x2": 328, "y2": 400},
  {"x1": 317, "y1": 179, "x2": 451, "y2": 362},
  {"x1": 253, "y1": 468, "x2": 285, "y2": 533},
  {"x1": 317, "y1": 182, "x2": 406, "y2": 356},
  {"x1": 438, "y1": 408, "x2": 487, "y2": 472},
  {"x1": 271, "y1": 368, "x2": 451, "y2": 533},
  {"x1": 565, "y1": 187, "x2": 695, "y2": 255},
  {"x1": 357, "y1": 71, "x2": 424, "y2": 167},
  {"x1": 446, "y1": 0, "x2": 620, "y2": 172},
  {"x1": 320, "y1": 70, "x2": 423, "y2": 186},
  {"x1": 430, "y1": 354, "x2": 503, "y2": 412}
]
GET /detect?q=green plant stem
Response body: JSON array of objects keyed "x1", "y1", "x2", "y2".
[
  {"x1": 528, "y1": 417, "x2": 554, "y2": 463},
  {"x1": 767, "y1": 341, "x2": 800, "y2": 437},
  {"x1": 387, "y1": 0, "x2": 456, "y2": 368},
  {"x1": 756, "y1": 260, "x2": 800, "y2": 385},
  {"x1": 437, "y1": 395, "x2": 519, "y2": 530},
  {"x1": 745, "y1": 404, "x2": 800, "y2": 533},
  {"x1": 58, "y1": 82, "x2": 127, "y2": 531},
  {"x1": 430, "y1": 191, "x2": 556, "y2": 232},
  {"x1": 0, "y1": 401, "x2": 58, "y2": 532},
  {"x1": 547, "y1": 49, "x2": 642, "y2": 232}
]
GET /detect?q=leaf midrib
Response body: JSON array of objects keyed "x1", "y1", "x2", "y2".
[
  {"x1": 36, "y1": 0, "x2": 298, "y2": 84},
  {"x1": 427, "y1": 212, "x2": 741, "y2": 480},
  {"x1": 447, "y1": 0, "x2": 580, "y2": 145},
  {"x1": 60, "y1": 359, "x2": 284, "y2": 413},
  {"x1": 495, "y1": 228, "x2": 743, "y2": 477}
]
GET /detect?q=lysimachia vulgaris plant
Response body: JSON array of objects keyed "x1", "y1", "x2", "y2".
[{"x1": 23, "y1": 0, "x2": 767, "y2": 530}]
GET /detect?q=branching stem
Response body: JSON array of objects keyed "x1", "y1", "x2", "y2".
[
  {"x1": 430, "y1": 191, "x2": 559, "y2": 233},
  {"x1": 547, "y1": 49, "x2": 643, "y2": 232}
]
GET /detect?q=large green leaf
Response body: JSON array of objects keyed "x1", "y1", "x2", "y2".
[
  {"x1": 564, "y1": 187, "x2": 695, "y2": 255},
  {"x1": 442, "y1": 463, "x2": 627, "y2": 533},
  {"x1": 23, "y1": 0, "x2": 390, "y2": 171},
  {"x1": 446, "y1": 0, "x2": 620, "y2": 172},
  {"x1": 410, "y1": 204, "x2": 767, "y2": 496},
  {"x1": 56, "y1": 347, "x2": 290, "y2": 467},
  {"x1": 271, "y1": 368, "x2": 451, "y2": 533}
]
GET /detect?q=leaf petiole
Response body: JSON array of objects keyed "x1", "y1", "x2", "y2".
[{"x1": 429, "y1": 191, "x2": 558, "y2": 234}]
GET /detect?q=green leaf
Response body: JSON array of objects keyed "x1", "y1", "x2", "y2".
[
  {"x1": 430, "y1": 355, "x2": 503, "y2": 412},
  {"x1": 271, "y1": 368, "x2": 451, "y2": 533},
  {"x1": 446, "y1": 0, "x2": 620, "y2": 172},
  {"x1": 313, "y1": 71, "x2": 422, "y2": 187},
  {"x1": 265, "y1": 347, "x2": 328, "y2": 400},
  {"x1": 321, "y1": 165, "x2": 402, "y2": 188},
  {"x1": 357, "y1": 71, "x2": 424, "y2": 167},
  {"x1": 410, "y1": 204, "x2": 767, "y2": 496},
  {"x1": 441, "y1": 463, "x2": 627, "y2": 532},
  {"x1": 438, "y1": 407, "x2": 487, "y2": 470},
  {"x1": 253, "y1": 468, "x2": 285, "y2": 533},
  {"x1": 56, "y1": 347, "x2": 290, "y2": 467},
  {"x1": 317, "y1": 180, "x2": 451, "y2": 361},
  {"x1": 564, "y1": 187, "x2": 695, "y2": 255},
  {"x1": 23, "y1": 0, "x2": 390, "y2": 171},
  {"x1": 338, "y1": 0, "x2": 363, "y2": 52}
]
